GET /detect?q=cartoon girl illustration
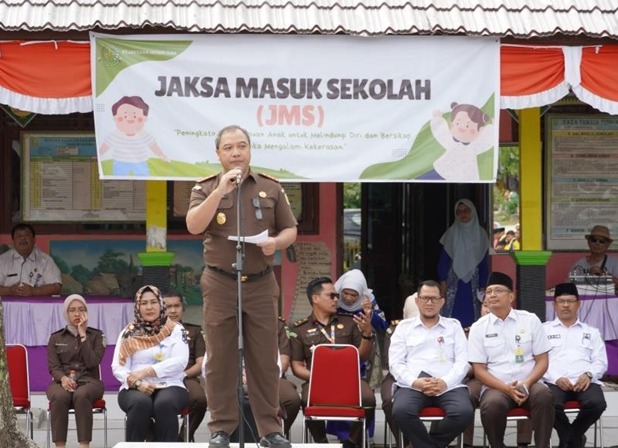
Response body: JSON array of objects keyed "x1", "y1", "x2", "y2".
[
  {"x1": 99, "y1": 95, "x2": 170, "y2": 176},
  {"x1": 420, "y1": 102, "x2": 494, "y2": 181}
]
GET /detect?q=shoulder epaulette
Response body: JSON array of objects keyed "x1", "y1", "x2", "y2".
[
  {"x1": 51, "y1": 328, "x2": 64, "y2": 335},
  {"x1": 278, "y1": 316, "x2": 287, "y2": 323},
  {"x1": 294, "y1": 317, "x2": 309, "y2": 327},
  {"x1": 258, "y1": 172, "x2": 281, "y2": 183},
  {"x1": 192, "y1": 174, "x2": 217, "y2": 189}
]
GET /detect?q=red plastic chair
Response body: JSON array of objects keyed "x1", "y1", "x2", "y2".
[
  {"x1": 303, "y1": 344, "x2": 366, "y2": 448},
  {"x1": 397, "y1": 406, "x2": 463, "y2": 448},
  {"x1": 45, "y1": 366, "x2": 108, "y2": 448},
  {"x1": 6, "y1": 344, "x2": 34, "y2": 439},
  {"x1": 564, "y1": 399, "x2": 604, "y2": 448},
  {"x1": 483, "y1": 407, "x2": 530, "y2": 448}
]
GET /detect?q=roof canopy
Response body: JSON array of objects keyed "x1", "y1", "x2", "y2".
[{"x1": 0, "y1": 0, "x2": 617, "y2": 38}]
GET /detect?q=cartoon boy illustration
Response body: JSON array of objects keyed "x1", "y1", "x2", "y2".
[
  {"x1": 421, "y1": 102, "x2": 494, "y2": 181},
  {"x1": 99, "y1": 95, "x2": 169, "y2": 176}
]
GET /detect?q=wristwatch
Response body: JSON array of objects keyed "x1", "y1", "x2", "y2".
[
  {"x1": 134, "y1": 379, "x2": 143, "y2": 388},
  {"x1": 585, "y1": 371, "x2": 593, "y2": 379}
]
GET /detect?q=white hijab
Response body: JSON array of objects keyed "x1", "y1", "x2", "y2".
[
  {"x1": 334, "y1": 269, "x2": 375, "y2": 312},
  {"x1": 439, "y1": 198, "x2": 490, "y2": 283}
]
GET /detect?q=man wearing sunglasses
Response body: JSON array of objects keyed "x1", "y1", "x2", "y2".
[
  {"x1": 289, "y1": 276, "x2": 375, "y2": 448},
  {"x1": 570, "y1": 225, "x2": 618, "y2": 289}
]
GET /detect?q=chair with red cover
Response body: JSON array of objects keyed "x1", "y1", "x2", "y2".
[
  {"x1": 46, "y1": 366, "x2": 108, "y2": 448},
  {"x1": 7, "y1": 344, "x2": 34, "y2": 439},
  {"x1": 398, "y1": 406, "x2": 464, "y2": 448},
  {"x1": 302, "y1": 344, "x2": 367, "y2": 448},
  {"x1": 563, "y1": 399, "x2": 604, "y2": 448}
]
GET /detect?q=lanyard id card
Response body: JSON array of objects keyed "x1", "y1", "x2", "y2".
[{"x1": 514, "y1": 335, "x2": 524, "y2": 363}]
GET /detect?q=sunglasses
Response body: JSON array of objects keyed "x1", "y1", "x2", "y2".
[
  {"x1": 588, "y1": 236, "x2": 609, "y2": 244},
  {"x1": 322, "y1": 292, "x2": 340, "y2": 300}
]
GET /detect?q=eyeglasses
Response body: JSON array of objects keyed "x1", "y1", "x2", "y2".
[
  {"x1": 252, "y1": 198, "x2": 263, "y2": 221},
  {"x1": 418, "y1": 296, "x2": 441, "y2": 303},
  {"x1": 555, "y1": 297, "x2": 578, "y2": 305},
  {"x1": 322, "y1": 292, "x2": 339, "y2": 300},
  {"x1": 588, "y1": 236, "x2": 609, "y2": 244},
  {"x1": 485, "y1": 287, "x2": 510, "y2": 296}
]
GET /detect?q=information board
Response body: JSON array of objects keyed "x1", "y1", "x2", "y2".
[
  {"x1": 546, "y1": 115, "x2": 618, "y2": 250},
  {"x1": 22, "y1": 132, "x2": 146, "y2": 222}
]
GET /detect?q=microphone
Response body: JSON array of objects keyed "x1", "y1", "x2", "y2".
[{"x1": 229, "y1": 169, "x2": 242, "y2": 184}]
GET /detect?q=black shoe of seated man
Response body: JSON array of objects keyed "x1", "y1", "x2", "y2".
[
  {"x1": 209, "y1": 431, "x2": 231, "y2": 448},
  {"x1": 342, "y1": 439, "x2": 360, "y2": 448},
  {"x1": 259, "y1": 432, "x2": 292, "y2": 448}
]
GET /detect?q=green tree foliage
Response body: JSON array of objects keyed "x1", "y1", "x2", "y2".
[{"x1": 344, "y1": 183, "x2": 361, "y2": 209}]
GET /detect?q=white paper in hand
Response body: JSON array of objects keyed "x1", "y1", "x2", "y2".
[{"x1": 227, "y1": 229, "x2": 269, "y2": 244}]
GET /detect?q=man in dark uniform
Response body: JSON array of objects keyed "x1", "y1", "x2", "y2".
[
  {"x1": 187, "y1": 124, "x2": 297, "y2": 448},
  {"x1": 278, "y1": 317, "x2": 301, "y2": 437},
  {"x1": 290, "y1": 276, "x2": 376, "y2": 448},
  {"x1": 163, "y1": 290, "x2": 207, "y2": 442}
]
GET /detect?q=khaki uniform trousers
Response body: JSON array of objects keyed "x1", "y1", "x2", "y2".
[
  {"x1": 202, "y1": 269, "x2": 282, "y2": 437},
  {"x1": 46, "y1": 380, "x2": 104, "y2": 443}
]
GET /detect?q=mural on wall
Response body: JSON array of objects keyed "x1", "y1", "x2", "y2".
[{"x1": 49, "y1": 239, "x2": 204, "y2": 304}]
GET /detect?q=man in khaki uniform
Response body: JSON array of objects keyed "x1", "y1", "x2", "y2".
[
  {"x1": 187, "y1": 124, "x2": 297, "y2": 448},
  {"x1": 277, "y1": 317, "x2": 301, "y2": 437},
  {"x1": 290, "y1": 276, "x2": 376, "y2": 448},
  {"x1": 163, "y1": 291, "x2": 207, "y2": 442}
]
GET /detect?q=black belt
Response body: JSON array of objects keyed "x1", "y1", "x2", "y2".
[{"x1": 207, "y1": 265, "x2": 272, "y2": 283}]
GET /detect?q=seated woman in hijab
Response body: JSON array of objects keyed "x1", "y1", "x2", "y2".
[
  {"x1": 329, "y1": 269, "x2": 388, "y2": 444},
  {"x1": 334, "y1": 269, "x2": 388, "y2": 333},
  {"x1": 438, "y1": 198, "x2": 489, "y2": 328},
  {"x1": 47, "y1": 294, "x2": 105, "y2": 448},
  {"x1": 112, "y1": 285, "x2": 189, "y2": 442}
]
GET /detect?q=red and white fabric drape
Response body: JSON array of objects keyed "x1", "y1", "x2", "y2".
[{"x1": 1, "y1": 40, "x2": 618, "y2": 115}]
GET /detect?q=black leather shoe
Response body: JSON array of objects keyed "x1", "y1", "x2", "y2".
[
  {"x1": 209, "y1": 431, "x2": 231, "y2": 448},
  {"x1": 259, "y1": 432, "x2": 292, "y2": 448}
]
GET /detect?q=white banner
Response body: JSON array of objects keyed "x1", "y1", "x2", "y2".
[{"x1": 90, "y1": 33, "x2": 500, "y2": 182}]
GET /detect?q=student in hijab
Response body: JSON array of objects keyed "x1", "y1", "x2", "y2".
[
  {"x1": 438, "y1": 198, "x2": 490, "y2": 328},
  {"x1": 111, "y1": 285, "x2": 189, "y2": 442},
  {"x1": 334, "y1": 269, "x2": 389, "y2": 332},
  {"x1": 46, "y1": 294, "x2": 105, "y2": 448}
]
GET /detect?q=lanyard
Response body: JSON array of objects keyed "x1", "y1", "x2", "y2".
[{"x1": 317, "y1": 324, "x2": 335, "y2": 343}]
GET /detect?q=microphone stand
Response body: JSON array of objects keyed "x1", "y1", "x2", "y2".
[{"x1": 233, "y1": 176, "x2": 246, "y2": 448}]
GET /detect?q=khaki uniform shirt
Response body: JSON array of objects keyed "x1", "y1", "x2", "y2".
[
  {"x1": 290, "y1": 313, "x2": 362, "y2": 371},
  {"x1": 189, "y1": 170, "x2": 297, "y2": 274},
  {"x1": 182, "y1": 322, "x2": 206, "y2": 371},
  {"x1": 47, "y1": 326, "x2": 106, "y2": 383}
]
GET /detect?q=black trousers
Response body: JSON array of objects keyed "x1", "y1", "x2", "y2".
[
  {"x1": 547, "y1": 382, "x2": 606, "y2": 447},
  {"x1": 119, "y1": 386, "x2": 189, "y2": 442}
]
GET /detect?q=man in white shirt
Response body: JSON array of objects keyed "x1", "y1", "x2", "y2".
[
  {"x1": 543, "y1": 282, "x2": 607, "y2": 448},
  {"x1": 390, "y1": 280, "x2": 473, "y2": 448},
  {"x1": 468, "y1": 272, "x2": 554, "y2": 448},
  {"x1": 0, "y1": 223, "x2": 62, "y2": 296}
]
